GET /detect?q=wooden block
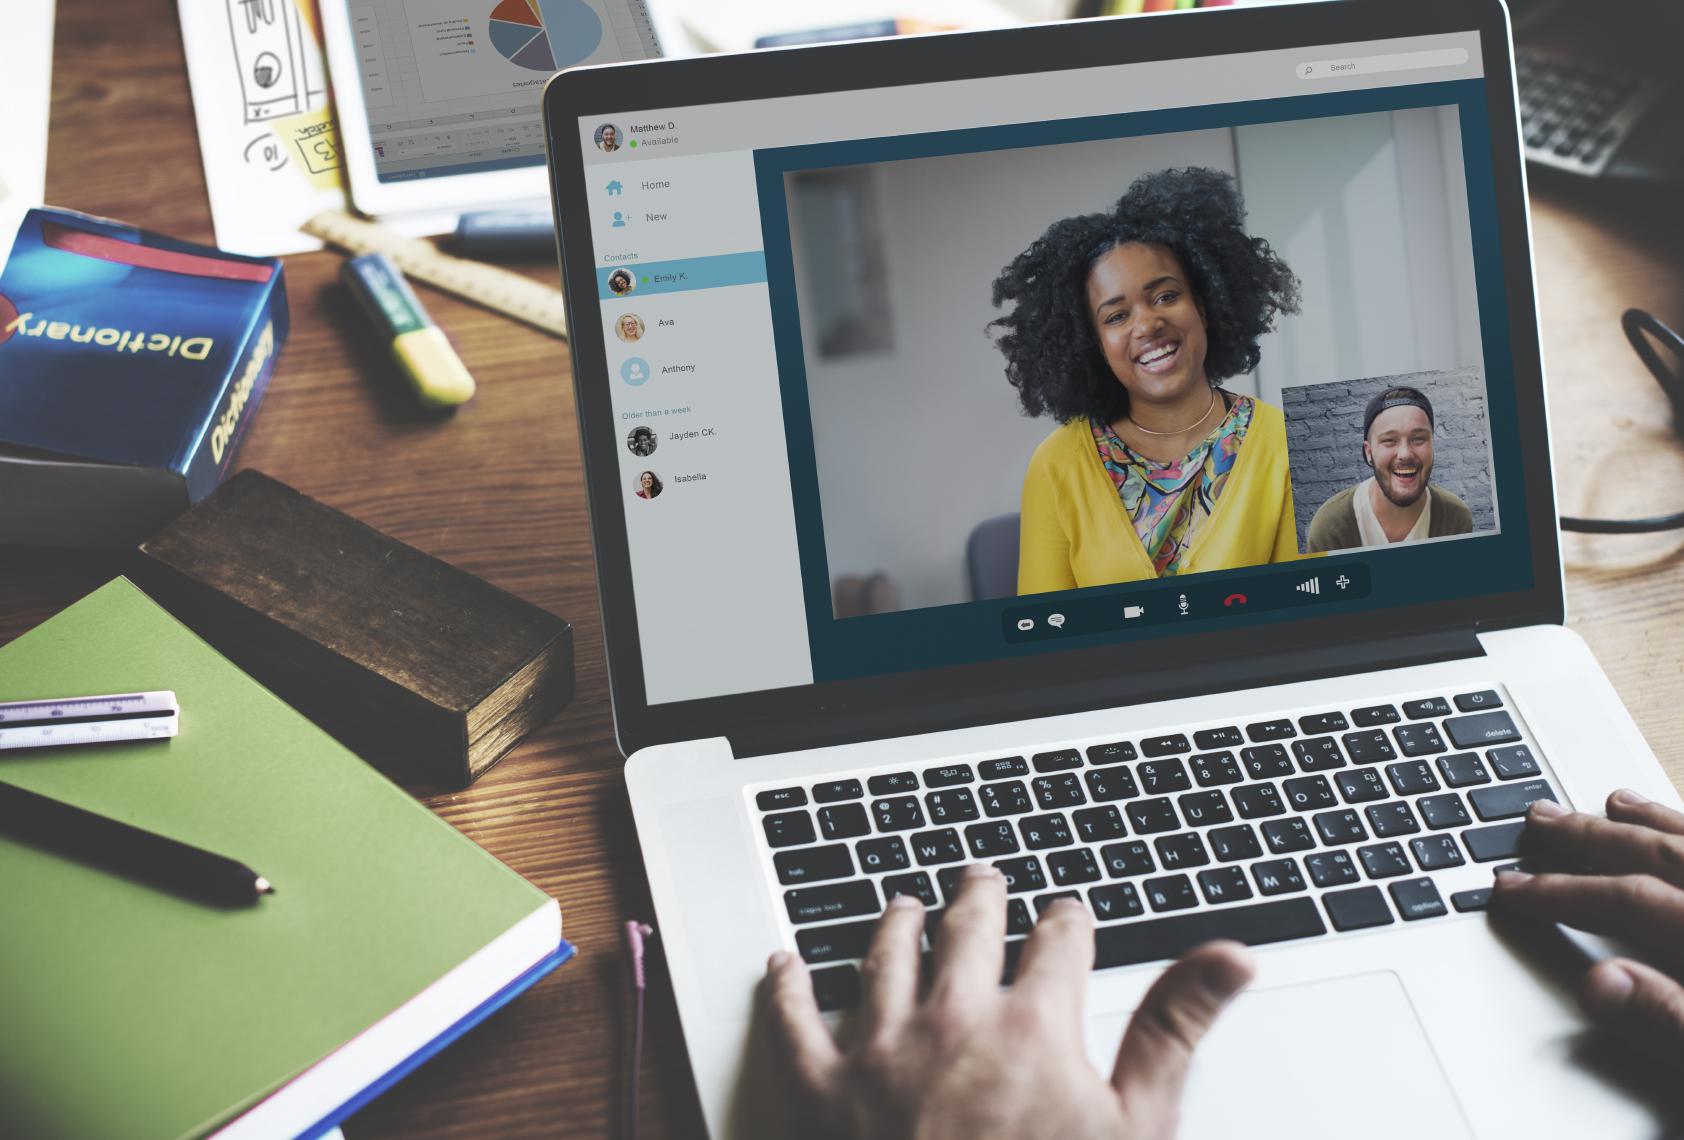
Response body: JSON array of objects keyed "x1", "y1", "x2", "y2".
[{"x1": 131, "y1": 470, "x2": 572, "y2": 788}]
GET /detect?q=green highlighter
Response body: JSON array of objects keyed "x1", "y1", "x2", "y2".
[{"x1": 342, "y1": 251, "x2": 477, "y2": 408}]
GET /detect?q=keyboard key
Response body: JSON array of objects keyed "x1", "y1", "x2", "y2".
[
  {"x1": 1033, "y1": 891, "x2": 1083, "y2": 916},
  {"x1": 1352, "y1": 704, "x2": 1401, "y2": 727},
  {"x1": 1342, "y1": 730, "x2": 1397, "y2": 765},
  {"x1": 1469, "y1": 780, "x2": 1557, "y2": 822},
  {"x1": 1142, "y1": 734, "x2": 1191, "y2": 758},
  {"x1": 1085, "y1": 767, "x2": 1139, "y2": 802},
  {"x1": 1358, "y1": 841, "x2": 1412, "y2": 879},
  {"x1": 1072, "y1": 805, "x2": 1126, "y2": 842},
  {"x1": 923, "y1": 764, "x2": 974, "y2": 788},
  {"x1": 1313, "y1": 809, "x2": 1368, "y2": 846},
  {"x1": 1046, "y1": 847, "x2": 1102, "y2": 886},
  {"x1": 910, "y1": 828, "x2": 966, "y2": 865},
  {"x1": 1451, "y1": 887, "x2": 1492, "y2": 912},
  {"x1": 1389, "y1": 877, "x2": 1448, "y2": 920},
  {"x1": 1178, "y1": 789, "x2": 1234, "y2": 827},
  {"x1": 882, "y1": 872, "x2": 938, "y2": 906},
  {"x1": 1299, "y1": 711, "x2": 1350, "y2": 735},
  {"x1": 1403, "y1": 696, "x2": 1452, "y2": 720},
  {"x1": 979, "y1": 757, "x2": 1030, "y2": 779},
  {"x1": 1410, "y1": 834, "x2": 1465, "y2": 871},
  {"x1": 1020, "y1": 812, "x2": 1074, "y2": 850},
  {"x1": 1437, "y1": 752, "x2": 1492, "y2": 788},
  {"x1": 1138, "y1": 760, "x2": 1192, "y2": 795},
  {"x1": 764, "y1": 810, "x2": 818, "y2": 848},
  {"x1": 1417, "y1": 793, "x2": 1470, "y2": 830},
  {"x1": 1322, "y1": 886, "x2": 1395, "y2": 932},
  {"x1": 1126, "y1": 797, "x2": 1181, "y2": 834},
  {"x1": 811, "y1": 964, "x2": 861, "y2": 1012},
  {"x1": 1463, "y1": 821, "x2": 1526, "y2": 862},
  {"x1": 1100, "y1": 840, "x2": 1155, "y2": 878},
  {"x1": 1385, "y1": 761, "x2": 1440, "y2": 796},
  {"x1": 1007, "y1": 897, "x2": 1034, "y2": 935},
  {"x1": 1241, "y1": 744, "x2": 1294, "y2": 779},
  {"x1": 1489, "y1": 745, "x2": 1542, "y2": 781},
  {"x1": 1209, "y1": 824, "x2": 1263, "y2": 862},
  {"x1": 1293, "y1": 737, "x2": 1345, "y2": 772},
  {"x1": 873, "y1": 796, "x2": 925, "y2": 832},
  {"x1": 813, "y1": 779, "x2": 864, "y2": 803},
  {"x1": 1336, "y1": 769, "x2": 1388, "y2": 804},
  {"x1": 1246, "y1": 719, "x2": 1297, "y2": 742},
  {"x1": 776, "y1": 844, "x2": 855, "y2": 884},
  {"x1": 1090, "y1": 882, "x2": 1145, "y2": 921},
  {"x1": 925, "y1": 788, "x2": 980, "y2": 824},
  {"x1": 1252, "y1": 858, "x2": 1306, "y2": 895},
  {"x1": 796, "y1": 919, "x2": 876, "y2": 964},
  {"x1": 869, "y1": 772, "x2": 920, "y2": 795},
  {"x1": 1283, "y1": 775, "x2": 1337, "y2": 811},
  {"x1": 1033, "y1": 748, "x2": 1084, "y2": 772},
  {"x1": 1192, "y1": 751, "x2": 1244, "y2": 787},
  {"x1": 1262, "y1": 817, "x2": 1315, "y2": 853},
  {"x1": 855, "y1": 837, "x2": 909, "y2": 873},
  {"x1": 1443, "y1": 711, "x2": 1521, "y2": 749},
  {"x1": 995, "y1": 856, "x2": 1046, "y2": 894},
  {"x1": 1365, "y1": 802, "x2": 1421, "y2": 838},
  {"x1": 1144, "y1": 874, "x2": 1199, "y2": 911},
  {"x1": 1154, "y1": 832, "x2": 1210, "y2": 870},
  {"x1": 786, "y1": 880, "x2": 879, "y2": 924},
  {"x1": 1232, "y1": 782, "x2": 1286, "y2": 819},
  {"x1": 758, "y1": 787, "x2": 808, "y2": 811},
  {"x1": 981, "y1": 781, "x2": 1034, "y2": 817},
  {"x1": 1033, "y1": 773, "x2": 1087, "y2": 809},
  {"x1": 1393, "y1": 723, "x2": 1446, "y2": 757},
  {"x1": 1454, "y1": 689, "x2": 1503, "y2": 712},
  {"x1": 1085, "y1": 741, "x2": 1137, "y2": 766},
  {"x1": 936, "y1": 867, "x2": 970, "y2": 903},
  {"x1": 1306, "y1": 849, "x2": 1360, "y2": 887},
  {"x1": 819, "y1": 803, "x2": 871, "y2": 840},
  {"x1": 1198, "y1": 865, "x2": 1254, "y2": 904},
  {"x1": 1194, "y1": 726, "x2": 1245, "y2": 749},
  {"x1": 965, "y1": 822, "x2": 1021, "y2": 858},
  {"x1": 1093, "y1": 898, "x2": 1326, "y2": 968}
]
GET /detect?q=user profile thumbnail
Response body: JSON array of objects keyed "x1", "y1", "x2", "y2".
[
  {"x1": 634, "y1": 469, "x2": 664, "y2": 499},
  {"x1": 621, "y1": 356, "x2": 650, "y2": 385},
  {"x1": 595, "y1": 123, "x2": 622, "y2": 152},
  {"x1": 627, "y1": 425, "x2": 658, "y2": 456},
  {"x1": 615, "y1": 312, "x2": 646, "y2": 342},
  {"x1": 608, "y1": 268, "x2": 637, "y2": 296}
]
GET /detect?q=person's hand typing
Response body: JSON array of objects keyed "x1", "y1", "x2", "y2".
[
  {"x1": 1492, "y1": 789, "x2": 1684, "y2": 1052},
  {"x1": 763, "y1": 863, "x2": 1255, "y2": 1140}
]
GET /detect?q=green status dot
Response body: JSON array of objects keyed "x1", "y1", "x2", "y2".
[
  {"x1": 629, "y1": 139, "x2": 638, "y2": 148},
  {"x1": 641, "y1": 276, "x2": 649, "y2": 283}
]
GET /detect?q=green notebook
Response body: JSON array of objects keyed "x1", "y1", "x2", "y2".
[{"x1": 0, "y1": 578, "x2": 563, "y2": 1139}]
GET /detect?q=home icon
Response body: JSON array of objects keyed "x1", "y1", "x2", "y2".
[{"x1": 606, "y1": 180, "x2": 624, "y2": 195}]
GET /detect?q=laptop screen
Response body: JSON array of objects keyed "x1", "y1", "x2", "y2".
[{"x1": 569, "y1": 25, "x2": 1532, "y2": 711}]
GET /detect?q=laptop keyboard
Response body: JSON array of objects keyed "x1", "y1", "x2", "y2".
[{"x1": 751, "y1": 686, "x2": 1556, "y2": 1012}]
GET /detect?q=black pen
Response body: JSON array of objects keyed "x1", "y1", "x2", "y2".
[{"x1": 0, "y1": 779, "x2": 274, "y2": 906}]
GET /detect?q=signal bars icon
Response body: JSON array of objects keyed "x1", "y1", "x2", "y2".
[{"x1": 1295, "y1": 577, "x2": 1321, "y2": 596}]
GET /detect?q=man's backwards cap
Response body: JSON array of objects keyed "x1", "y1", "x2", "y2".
[{"x1": 1363, "y1": 386, "x2": 1434, "y2": 439}]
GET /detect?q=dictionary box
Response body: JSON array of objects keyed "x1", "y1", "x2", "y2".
[{"x1": 0, "y1": 208, "x2": 287, "y2": 547}]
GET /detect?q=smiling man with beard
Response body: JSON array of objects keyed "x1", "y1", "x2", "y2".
[{"x1": 1305, "y1": 386, "x2": 1473, "y2": 552}]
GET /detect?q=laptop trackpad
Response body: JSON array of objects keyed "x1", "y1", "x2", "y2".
[{"x1": 1087, "y1": 970, "x2": 1471, "y2": 1139}]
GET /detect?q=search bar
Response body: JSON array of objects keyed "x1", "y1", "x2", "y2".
[{"x1": 1295, "y1": 47, "x2": 1470, "y2": 81}]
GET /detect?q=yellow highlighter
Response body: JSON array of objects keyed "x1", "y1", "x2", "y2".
[{"x1": 342, "y1": 251, "x2": 476, "y2": 408}]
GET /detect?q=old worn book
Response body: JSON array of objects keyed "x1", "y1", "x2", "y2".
[{"x1": 131, "y1": 470, "x2": 572, "y2": 787}]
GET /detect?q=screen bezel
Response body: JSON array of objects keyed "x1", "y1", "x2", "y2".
[{"x1": 543, "y1": 0, "x2": 1562, "y2": 758}]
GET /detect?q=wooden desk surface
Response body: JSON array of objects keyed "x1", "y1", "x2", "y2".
[{"x1": 7, "y1": 2, "x2": 1684, "y2": 1136}]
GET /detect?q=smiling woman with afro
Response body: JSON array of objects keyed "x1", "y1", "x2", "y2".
[{"x1": 990, "y1": 166, "x2": 1305, "y2": 592}]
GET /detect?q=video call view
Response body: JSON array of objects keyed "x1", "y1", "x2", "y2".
[{"x1": 784, "y1": 106, "x2": 1499, "y2": 619}]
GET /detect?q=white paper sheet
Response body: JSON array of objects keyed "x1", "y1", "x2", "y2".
[{"x1": 0, "y1": 0, "x2": 55, "y2": 271}]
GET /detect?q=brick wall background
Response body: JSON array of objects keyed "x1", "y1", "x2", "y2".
[{"x1": 1280, "y1": 368, "x2": 1496, "y2": 551}]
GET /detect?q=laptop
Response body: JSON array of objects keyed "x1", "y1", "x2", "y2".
[{"x1": 541, "y1": 1, "x2": 1681, "y2": 1135}]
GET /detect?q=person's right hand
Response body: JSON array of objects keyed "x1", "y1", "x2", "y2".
[{"x1": 1491, "y1": 788, "x2": 1684, "y2": 1052}]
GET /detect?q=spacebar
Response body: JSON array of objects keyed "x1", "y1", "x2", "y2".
[{"x1": 1094, "y1": 898, "x2": 1327, "y2": 969}]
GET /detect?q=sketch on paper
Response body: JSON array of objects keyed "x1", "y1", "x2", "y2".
[{"x1": 227, "y1": 0, "x2": 328, "y2": 123}]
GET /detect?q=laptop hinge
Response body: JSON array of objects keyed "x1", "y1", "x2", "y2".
[{"x1": 729, "y1": 626, "x2": 1485, "y2": 759}]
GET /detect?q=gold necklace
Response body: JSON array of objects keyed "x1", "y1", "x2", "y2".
[{"x1": 1126, "y1": 386, "x2": 1218, "y2": 437}]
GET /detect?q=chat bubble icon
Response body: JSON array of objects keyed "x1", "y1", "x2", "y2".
[
  {"x1": 1016, "y1": 618, "x2": 1034, "y2": 631},
  {"x1": 1048, "y1": 613, "x2": 1065, "y2": 629}
]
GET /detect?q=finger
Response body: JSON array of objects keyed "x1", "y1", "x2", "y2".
[
  {"x1": 930, "y1": 863, "x2": 1008, "y2": 1001},
  {"x1": 764, "y1": 950, "x2": 843, "y2": 1096},
  {"x1": 1490, "y1": 871, "x2": 1684, "y2": 963},
  {"x1": 858, "y1": 894, "x2": 926, "y2": 1040},
  {"x1": 1581, "y1": 956, "x2": 1684, "y2": 1053},
  {"x1": 1521, "y1": 801, "x2": 1684, "y2": 888},
  {"x1": 1605, "y1": 788, "x2": 1684, "y2": 838},
  {"x1": 1112, "y1": 941, "x2": 1254, "y2": 1127},
  {"x1": 1010, "y1": 896, "x2": 1095, "y2": 1017}
]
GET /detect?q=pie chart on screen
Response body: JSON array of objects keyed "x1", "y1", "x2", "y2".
[{"x1": 488, "y1": 0, "x2": 602, "y2": 72}]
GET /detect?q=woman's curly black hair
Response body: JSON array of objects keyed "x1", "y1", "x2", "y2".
[{"x1": 989, "y1": 167, "x2": 1300, "y2": 424}]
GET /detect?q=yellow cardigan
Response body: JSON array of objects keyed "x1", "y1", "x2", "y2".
[{"x1": 1017, "y1": 400, "x2": 1300, "y2": 594}]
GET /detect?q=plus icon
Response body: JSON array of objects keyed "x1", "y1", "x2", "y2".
[{"x1": 1335, "y1": 574, "x2": 1351, "y2": 590}]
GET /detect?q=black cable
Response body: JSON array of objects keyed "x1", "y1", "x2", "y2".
[{"x1": 1558, "y1": 309, "x2": 1684, "y2": 534}]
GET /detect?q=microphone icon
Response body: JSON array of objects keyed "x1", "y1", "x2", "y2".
[{"x1": 1178, "y1": 593, "x2": 1189, "y2": 615}]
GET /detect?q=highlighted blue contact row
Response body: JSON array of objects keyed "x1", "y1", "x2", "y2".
[{"x1": 598, "y1": 251, "x2": 768, "y2": 300}]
